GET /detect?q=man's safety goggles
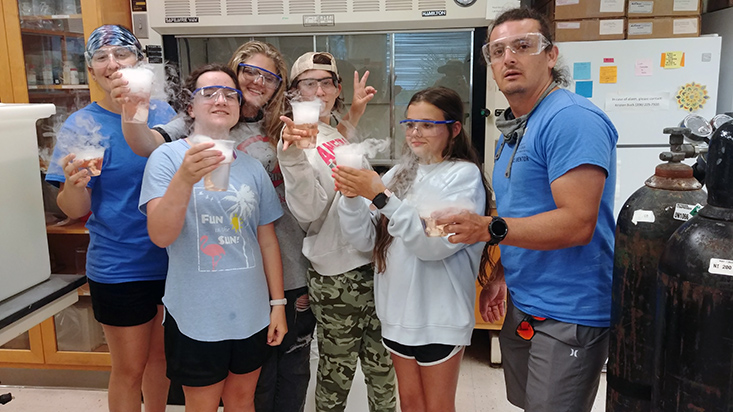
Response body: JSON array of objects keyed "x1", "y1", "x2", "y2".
[{"x1": 482, "y1": 32, "x2": 551, "y2": 63}]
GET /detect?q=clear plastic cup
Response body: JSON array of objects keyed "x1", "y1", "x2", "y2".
[
  {"x1": 75, "y1": 148, "x2": 105, "y2": 176},
  {"x1": 291, "y1": 100, "x2": 322, "y2": 149},
  {"x1": 420, "y1": 216, "x2": 448, "y2": 237},
  {"x1": 334, "y1": 145, "x2": 365, "y2": 169},
  {"x1": 203, "y1": 139, "x2": 235, "y2": 191},
  {"x1": 118, "y1": 67, "x2": 154, "y2": 124},
  {"x1": 204, "y1": 163, "x2": 231, "y2": 192}
]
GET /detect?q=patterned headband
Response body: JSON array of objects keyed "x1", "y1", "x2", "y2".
[{"x1": 84, "y1": 25, "x2": 143, "y2": 66}]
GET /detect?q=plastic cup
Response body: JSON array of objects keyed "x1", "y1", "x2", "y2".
[
  {"x1": 291, "y1": 100, "x2": 322, "y2": 149},
  {"x1": 118, "y1": 67, "x2": 154, "y2": 124},
  {"x1": 334, "y1": 145, "x2": 365, "y2": 169},
  {"x1": 204, "y1": 163, "x2": 231, "y2": 192},
  {"x1": 75, "y1": 148, "x2": 105, "y2": 176},
  {"x1": 203, "y1": 139, "x2": 235, "y2": 191},
  {"x1": 420, "y1": 216, "x2": 448, "y2": 237}
]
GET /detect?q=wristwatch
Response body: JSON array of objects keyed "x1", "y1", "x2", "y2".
[
  {"x1": 371, "y1": 189, "x2": 393, "y2": 210},
  {"x1": 487, "y1": 216, "x2": 508, "y2": 245},
  {"x1": 269, "y1": 298, "x2": 287, "y2": 306}
]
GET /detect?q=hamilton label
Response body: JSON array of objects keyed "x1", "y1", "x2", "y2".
[
  {"x1": 422, "y1": 10, "x2": 447, "y2": 16},
  {"x1": 709, "y1": 258, "x2": 733, "y2": 276}
]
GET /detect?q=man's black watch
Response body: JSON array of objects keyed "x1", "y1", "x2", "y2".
[{"x1": 487, "y1": 216, "x2": 508, "y2": 245}]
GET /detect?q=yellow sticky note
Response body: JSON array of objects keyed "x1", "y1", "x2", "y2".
[
  {"x1": 661, "y1": 52, "x2": 685, "y2": 69},
  {"x1": 599, "y1": 66, "x2": 617, "y2": 84}
]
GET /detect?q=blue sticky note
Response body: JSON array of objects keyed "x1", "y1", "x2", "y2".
[
  {"x1": 573, "y1": 62, "x2": 591, "y2": 80},
  {"x1": 575, "y1": 81, "x2": 593, "y2": 98}
]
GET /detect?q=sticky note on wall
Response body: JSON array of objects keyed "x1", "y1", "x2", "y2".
[
  {"x1": 574, "y1": 62, "x2": 591, "y2": 80},
  {"x1": 575, "y1": 81, "x2": 593, "y2": 98},
  {"x1": 600, "y1": 66, "x2": 617, "y2": 84},
  {"x1": 661, "y1": 52, "x2": 685, "y2": 68}
]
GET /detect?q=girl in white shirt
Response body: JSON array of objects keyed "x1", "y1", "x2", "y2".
[{"x1": 333, "y1": 86, "x2": 491, "y2": 412}]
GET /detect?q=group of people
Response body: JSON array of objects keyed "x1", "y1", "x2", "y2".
[{"x1": 44, "y1": 6, "x2": 617, "y2": 412}]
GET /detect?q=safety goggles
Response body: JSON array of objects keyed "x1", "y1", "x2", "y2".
[
  {"x1": 238, "y1": 63, "x2": 282, "y2": 90},
  {"x1": 482, "y1": 32, "x2": 551, "y2": 63},
  {"x1": 399, "y1": 119, "x2": 455, "y2": 136},
  {"x1": 191, "y1": 86, "x2": 243, "y2": 105},
  {"x1": 90, "y1": 46, "x2": 139, "y2": 66},
  {"x1": 515, "y1": 315, "x2": 547, "y2": 341},
  {"x1": 295, "y1": 76, "x2": 339, "y2": 94}
]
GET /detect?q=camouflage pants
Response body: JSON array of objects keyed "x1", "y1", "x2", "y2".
[{"x1": 308, "y1": 265, "x2": 396, "y2": 412}]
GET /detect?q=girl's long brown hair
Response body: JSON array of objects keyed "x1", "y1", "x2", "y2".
[{"x1": 373, "y1": 86, "x2": 494, "y2": 279}]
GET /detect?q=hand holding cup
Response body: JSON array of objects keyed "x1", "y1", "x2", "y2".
[
  {"x1": 279, "y1": 116, "x2": 319, "y2": 151},
  {"x1": 178, "y1": 140, "x2": 223, "y2": 187},
  {"x1": 60, "y1": 153, "x2": 91, "y2": 189}
]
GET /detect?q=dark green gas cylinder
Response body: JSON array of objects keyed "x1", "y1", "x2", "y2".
[
  {"x1": 654, "y1": 121, "x2": 733, "y2": 412},
  {"x1": 607, "y1": 129, "x2": 706, "y2": 412}
]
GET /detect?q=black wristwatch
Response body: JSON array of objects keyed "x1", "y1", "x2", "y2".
[
  {"x1": 371, "y1": 189, "x2": 393, "y2": 210},
  {"x1": 487, "y1": 216, "x2": 508, "y2": 245}
]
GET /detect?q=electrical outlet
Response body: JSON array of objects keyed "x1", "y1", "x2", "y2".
[{"x1": 133, "y1": 14, "x2": 149, "y2": 39}]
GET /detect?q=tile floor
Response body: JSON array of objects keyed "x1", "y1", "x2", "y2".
[{"x1": 0, "y1": 330, "x2": 607, "y2": 411}]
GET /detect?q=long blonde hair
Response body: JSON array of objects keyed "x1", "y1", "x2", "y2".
[{"x1": 227, "y1": 41, "x2": 288, "y2": 144}]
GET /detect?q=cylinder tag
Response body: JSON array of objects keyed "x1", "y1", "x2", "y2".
[
  {"x1": 709, "y1": 258, "x2": 733, "y2": 276},
  {"x1": 673, "y1": 203, "x2": 698, "y2": 221},
  {"x1": 632, "y1": 210, "x2": 655, "y2": 225}
]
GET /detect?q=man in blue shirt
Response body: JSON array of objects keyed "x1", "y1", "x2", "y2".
[{"x1": 438, "y1": 7, "x2": 617, "y2": 412}]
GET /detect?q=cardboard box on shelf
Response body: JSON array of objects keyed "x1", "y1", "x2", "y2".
[
  {"x1": 554, "y1": 0, "x2": 626, "y2": 20},
  {"x1": 627, "y1": 0, "x2": 701, "y2": 17},
  {"x1": 627, "y1": 16, "x2": 700, "y2": 38},
  {"x1": 555, "y1": 18, "x2": 627, "y2": 41}
]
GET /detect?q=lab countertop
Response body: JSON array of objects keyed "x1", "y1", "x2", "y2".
[{"x1": 0, "y1": 274, "x2": 86, "y2": 332}]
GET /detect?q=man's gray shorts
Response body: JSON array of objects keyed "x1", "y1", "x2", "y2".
[{"x1": 499, "y1": 297, "x2": 609, "y2": 412}]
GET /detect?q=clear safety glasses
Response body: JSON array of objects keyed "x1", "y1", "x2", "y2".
[
  {"x1": 191, "y1": 86, "x2": 243, "y2": 105},
  {"x1": 238, "y1": 63, "x2": 282, "y2": 90},
  {"x1": 295, "y1": 76, "x2": 339, "y2": 94},
  {"x1": 399, "y1": 119, "x2": 456, "y2": 136},
  {"x1": 482, "y1": 32, "x2": 551, "y2": 63},
  {"x1": 90, "y1": 46, "x2": 138, "y2": 66}
]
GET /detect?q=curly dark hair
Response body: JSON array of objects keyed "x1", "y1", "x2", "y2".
[{"x1": 487, "y1": 7, "x2": 570, "y2": 87}]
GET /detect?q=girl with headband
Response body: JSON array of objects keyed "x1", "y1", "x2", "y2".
[{"x1": 45, "y1": 24, "x2": 176, "y2": 412}]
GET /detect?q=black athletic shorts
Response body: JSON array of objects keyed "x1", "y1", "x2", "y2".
[
  {"x1": 382, "y1": 337, "x2": 462, "y2": 366},
  {"x1": 164, "y1": 310, "x2": 272, "y2": 387},
  {"x1": 87, "y1": 278, "x2": 164, "y2": 327}
]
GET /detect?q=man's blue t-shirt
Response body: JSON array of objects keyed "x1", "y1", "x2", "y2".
[
  {"x1": 46, "y1": 101, "x2": 176, "y2": 284},
  {"x1": 139, "y1": 139, "x2": 283, "y2": 341},
  {"x1": 493, "y1": 89, "x2": 618, "y2": 327}
]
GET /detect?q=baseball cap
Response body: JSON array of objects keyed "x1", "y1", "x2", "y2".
[{"x1": 289, "y1": 52, "x2": 339, "y2": 83}]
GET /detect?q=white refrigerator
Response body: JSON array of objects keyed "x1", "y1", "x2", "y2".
[{"x1": 556, "y1": 36, "x2": 722, "y2": 219}]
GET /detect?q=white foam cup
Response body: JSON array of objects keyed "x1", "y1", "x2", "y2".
[
  {"x1": 291, "y1": 100, "x2": 322, "y2": 149},
  {"x1": 334, "y1": 145, "x2": 365, "y2": 169},
  {"x1": 118, "y1": 67, "x2": 154, "y2": 124},
  {"x1": 202, "y1": 139, "x2": 235, "y2": 191},
  {"x1": 291, "y1": 100, "x2": 322, "y2": 124}
]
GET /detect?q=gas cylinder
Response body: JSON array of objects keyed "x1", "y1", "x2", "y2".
[
  {"x1": 607, "y1": 128, "x2": 707, "y2": 412},
  {"x1": 654, "y1": 121, "x2": 733, "y2": 412}
]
